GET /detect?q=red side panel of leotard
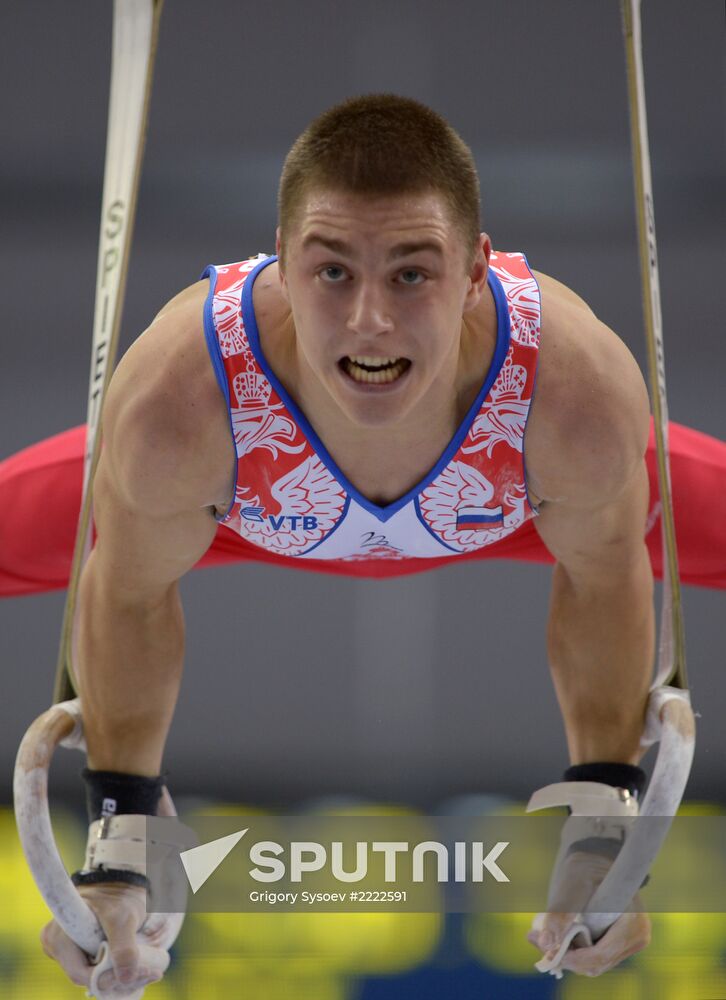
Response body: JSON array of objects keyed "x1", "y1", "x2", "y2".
[{"x1": 0, "y1": 421, "x2": 724, "y2": 595}]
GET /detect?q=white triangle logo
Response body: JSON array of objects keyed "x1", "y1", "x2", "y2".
[{"x1": 180, "y1": 828, "x2": 249, "y2": 893}]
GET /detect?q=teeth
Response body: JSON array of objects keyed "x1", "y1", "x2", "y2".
[
  {"x1": 348, "y1": 355, "x2": 401, "y2": 367},
  {"x1": 342, "y1": 357, "x2": 409, "y2": 384}
]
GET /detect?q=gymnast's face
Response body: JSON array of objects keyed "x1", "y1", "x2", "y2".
[{"x1": 277, "y1": 189, "x2": 489, "y2": 429}]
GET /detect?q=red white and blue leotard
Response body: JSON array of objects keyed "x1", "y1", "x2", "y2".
[
  {"x1": 2, "y1": 248, "x2": 725, "y2": 594},
  {"x1": 201, "y1": 251, "x2": 541, "y2": 564}
]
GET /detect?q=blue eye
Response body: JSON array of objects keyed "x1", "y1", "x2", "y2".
[
  {"x1": 321, "y1": 265, "x2": 346, "y2": 281},
  {"x1": 399, "y1": 269, "x2": 424, "y2": 284}
]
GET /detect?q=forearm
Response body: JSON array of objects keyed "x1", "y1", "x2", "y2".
[
  {"x1": 75, "y1": 549, "x2": 185, "y2": 775},
  {"x1": 547, "y1": 543, "x2": 654, "y2": 766}
]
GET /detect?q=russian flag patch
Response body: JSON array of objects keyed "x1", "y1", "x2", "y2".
[{"x1": 456, "y1": 505, "x2": 503, "y2": 529}]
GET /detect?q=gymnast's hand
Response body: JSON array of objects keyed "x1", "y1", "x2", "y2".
[
  {"x1": 527, "y1": 850, "x2": 651, "y2": 977},
  {"x1": 40, "y1": 882, "x2": 166, "y2": 993}
]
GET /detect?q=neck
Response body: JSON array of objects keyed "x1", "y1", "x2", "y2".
[
  {"x1": 252, "y1": 268, "x2": 497, "y2": 505},
  {"x1": 289, "y1": 318, "x2": 485, "y2": 506}
]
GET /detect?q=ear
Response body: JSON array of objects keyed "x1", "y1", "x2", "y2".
[
  {"x1": 275, "y1": 227, "x2": 290, "y2": 301},
  {"x1": 463, "y1": 233, "x2": 491, "y2": 312}
]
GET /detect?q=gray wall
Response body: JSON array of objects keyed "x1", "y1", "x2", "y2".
[{"x1": 1, "y1": 1, "x2": 724, "y2": 806}]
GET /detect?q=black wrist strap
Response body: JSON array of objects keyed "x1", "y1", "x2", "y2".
[
  {"x1": 71, "y1": 868, "x2": 150, "y2": 890},
  {"x1": 563, "y1": 762, "x2": 647, "y2": 800},
  {"x1": 82, "y1": 768, "x2": 166, "y2": 822}
]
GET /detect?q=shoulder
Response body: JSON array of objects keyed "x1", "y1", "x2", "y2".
[
  {"x1": 524, "y1": 270, "x2": 651, "y2": 508},
  {"x1": 101, "y1": 279, "x2": 234, "y2": 513}
]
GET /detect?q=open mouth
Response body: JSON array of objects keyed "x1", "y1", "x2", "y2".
[{"x1": 339, "y1": 355, "x2": 412, "y2": 385}]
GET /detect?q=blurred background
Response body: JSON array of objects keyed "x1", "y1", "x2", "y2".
[{"x1": 1, "y1": 0, "x2": 724, "y2": 996}]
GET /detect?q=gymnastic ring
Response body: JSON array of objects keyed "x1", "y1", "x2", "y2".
[{"x1": 13, "y1": 699, "x2": 185, "y2": 992}]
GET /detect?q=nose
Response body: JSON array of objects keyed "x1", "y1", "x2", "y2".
[{"x1": 346, "y1": 281, "x2": 394, "y2": 338}]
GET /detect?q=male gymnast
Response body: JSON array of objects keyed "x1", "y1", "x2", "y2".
[{"x1": 40, "y1": 93, "x2": 662, "y2": 989}]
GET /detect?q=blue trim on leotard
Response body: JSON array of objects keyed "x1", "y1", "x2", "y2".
[
  {"x1": 413, "y1": 497, "x2": 461, "y2": 553},
  {"x1": 518, "y1": 252, "x2": 542, "y2": 517},
  {"x1": 200, "y1": 264, "x2": 237, "y2": 522},
  {"x1": 299, "y1": 494, "x2": 353, "y2": 556},
  {"x1": 241, "y1": 255, "x2": 512, "y2": 525}
]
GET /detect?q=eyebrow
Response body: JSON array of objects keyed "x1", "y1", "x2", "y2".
[{"x1": 300, "y1": 234, "x2": 444, "y2": 259}]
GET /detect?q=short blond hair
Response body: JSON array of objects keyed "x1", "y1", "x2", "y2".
[{"x1": 278, "y1": 94, "x2": 481, "y2": 265}]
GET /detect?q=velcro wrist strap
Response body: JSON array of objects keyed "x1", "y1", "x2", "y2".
[
  {"x1": 527, "y1": 780, "x2": 639, "y2": 857},
  {"x1": 526, "y1": 781, "x2": 639, "y2": 817},
  {"x1": 82, "y1": 813, "x2": 199, "y2": 880},
  {"x1": 89, "y1": 815, "x2": 149, "y2": 840},
  {"x1": 84, "y1": 814, "x2": 151, "y2": 876}
]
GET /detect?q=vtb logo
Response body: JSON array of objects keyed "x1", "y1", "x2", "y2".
[{"x1": 241, "y1": 506, "x2": 318, "y2": 531}]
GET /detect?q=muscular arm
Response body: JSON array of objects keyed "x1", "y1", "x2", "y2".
[
  {"x1": 527, "y1": 300, "x2": 654, "y2": 765},
  {"x1": 534, "y1": 462, "x2": 653, "y2": 764},
  {"x1": 76, "y1": 288, "x2": 230, "y2": 774},
  {"x1": 77, "y1": 469, "x2": 217, "y2": 774},
  {"x1": 523, "y1": 302, "x2": 657, "y2": 975},
  {"x1": 42, "y1": 284, "x2": 232, "y2": 994}
]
